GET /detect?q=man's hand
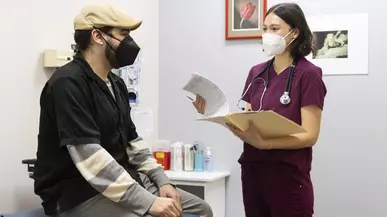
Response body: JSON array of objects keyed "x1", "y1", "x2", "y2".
[
  {"x1": 148, "y1": 197, "x2": 182, "y2": 217},
  {"x1": 159, "y1": 184, "x2": 182, "y2": 206}
]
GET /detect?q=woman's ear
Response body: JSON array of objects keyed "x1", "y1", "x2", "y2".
[{"x1": 293, "y1": 28, "x2": 300, "y2": 39}]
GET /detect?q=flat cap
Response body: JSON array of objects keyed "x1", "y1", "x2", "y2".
[{"x1": 73, "y1": 3, "x2": 142, "y2": 31}]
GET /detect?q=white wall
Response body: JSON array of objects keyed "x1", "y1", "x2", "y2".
[
  {"x1": 0, "y1": 0, "x2": 159, "y2": 213},
  {"x1": 159, "y1": 0, "x2": 387, "y2": 217}
]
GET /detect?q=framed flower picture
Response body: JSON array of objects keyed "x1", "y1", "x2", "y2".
[{"x1": 226, "y1": 0, "x2": 267, "y2": 39}]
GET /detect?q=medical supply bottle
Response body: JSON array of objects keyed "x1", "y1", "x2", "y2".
[{"x1": 204, "y1": 147, "x2": 213, "y2": 172}]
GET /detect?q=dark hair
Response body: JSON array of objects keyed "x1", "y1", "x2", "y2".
[
  {"x1": 74, "y1": 26, "x2": 113, "y2": 52},
  {"x1": 266, "y1": 3, "x2": 316, "y2": 58}
]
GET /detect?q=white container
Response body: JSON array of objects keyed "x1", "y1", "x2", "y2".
[
  {"x1": 170, "y1": 142, "x2": 183, "y2": 171},
  {"x1": 183, "y1": 144, "x2": 194, "y2": 171}
]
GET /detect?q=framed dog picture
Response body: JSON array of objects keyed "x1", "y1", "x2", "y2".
[{"x1": 226, "y1": 0, "x2": 267, "y2": 39}]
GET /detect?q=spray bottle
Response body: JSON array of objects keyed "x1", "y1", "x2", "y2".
[{"x1": 204, "y1": 146, "x2": 213, "y2": 172}]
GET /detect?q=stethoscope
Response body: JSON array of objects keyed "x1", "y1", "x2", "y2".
[{"x1": 237, "y1": 58, "x2": 297, "y2": 111}]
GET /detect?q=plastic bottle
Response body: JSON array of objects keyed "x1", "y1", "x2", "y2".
[{"x1": 204, "y1": 147, "x2": 213, "y2": 172}]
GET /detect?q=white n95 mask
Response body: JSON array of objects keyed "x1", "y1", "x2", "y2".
[{"x1": 261, "y1": 30, "x2": 294, "y2": 56}]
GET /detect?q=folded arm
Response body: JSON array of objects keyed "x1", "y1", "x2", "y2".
[{"x1": 126, "y1": 137, "x2": 172, "y2": 188}]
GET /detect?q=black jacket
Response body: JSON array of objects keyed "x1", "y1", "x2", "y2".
[{"x1": 34, "y1": 54, "x2": 143, "y2": 215}]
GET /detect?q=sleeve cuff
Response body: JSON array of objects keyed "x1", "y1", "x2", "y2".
[
  {"x1": 130, "y1": 184, "x2": 158, "y2": 216},
  {"x1": 148, "y1": 167, "x2": 172, "y2": 188},
  {"x1": 60, "y1": 137, "x2": 100, "y2": 147}
]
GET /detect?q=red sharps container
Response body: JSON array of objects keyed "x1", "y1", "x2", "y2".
[{"x1": 152, "y1": 141, "x2": 171, "y2": 170}]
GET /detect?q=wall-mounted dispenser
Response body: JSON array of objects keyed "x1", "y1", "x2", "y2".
[
  {"x1": 43, "y1": 49, "x2": 75, "y2": 68},
  {"x1": 43, "y1": 44, "x2": 76, "y2": 68},
  {"x1": 127, "y1": 87, "x2": 139, "y2": 104}
]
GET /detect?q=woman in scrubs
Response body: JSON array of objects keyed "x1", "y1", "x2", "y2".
[{"x1": 193, "y1": 3, "x2": 327, "y2": 217}]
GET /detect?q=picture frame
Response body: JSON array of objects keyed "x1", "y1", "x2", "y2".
[
  {"x1": 226, "y1": 0, "x2": 267, "y2": 40},
  {"x1": 305, "y1": 13, "x2": 369, "y2": 75}
]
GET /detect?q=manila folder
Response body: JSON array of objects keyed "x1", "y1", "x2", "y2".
[{"x1": 198, "y1": 110, "x2": 306, "y2": 139}]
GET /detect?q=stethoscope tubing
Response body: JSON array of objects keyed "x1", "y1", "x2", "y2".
[{"x1": 238, "y1": 58, "x2": 297, "y2": 109}]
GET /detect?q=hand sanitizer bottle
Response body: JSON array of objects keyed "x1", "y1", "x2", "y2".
[{"x1": 204, "y1": 147, "x2": 213, "y2": 172}]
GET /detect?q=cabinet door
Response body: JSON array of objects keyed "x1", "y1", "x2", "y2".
[{"x1": 175, "y1": 184, "x2": 205, "y2": 200}]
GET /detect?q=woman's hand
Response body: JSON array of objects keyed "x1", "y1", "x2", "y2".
[
  {"x1": 192, "y1": 95, "x2": 205, "y2": 114},
  {"x1": 226, "y1": 120, "x2": 270, "y2": 150}
]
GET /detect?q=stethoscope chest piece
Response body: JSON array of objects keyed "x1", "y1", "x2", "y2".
[{"x1": 280, "y1": 92, "x2": 291, "y2": 105}]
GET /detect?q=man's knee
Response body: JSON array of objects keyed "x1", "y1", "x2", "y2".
[
  {"x1": 198, "y1": 200, "x2": 213, "y2": 217},
  {"x1": 177, "y1": 188, "x2": 213, "y2": 217}
]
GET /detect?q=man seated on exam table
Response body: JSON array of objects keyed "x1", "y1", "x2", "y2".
[{"x1": 33, "y1": 3, "x2": 212, "y2": 217}]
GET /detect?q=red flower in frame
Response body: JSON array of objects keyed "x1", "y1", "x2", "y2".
[{"x1": 240, "y1": 2, "x2": 256, "y2": 28}]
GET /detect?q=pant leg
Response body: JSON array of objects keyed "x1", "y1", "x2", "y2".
[
  {"x1": 140, "y1": 172, "x2": 213, "y2": 217},
  {"x1": 177, "y1": 188, "x2": 213, "y2": 217},
  {"x1": 266, "y1": 162, "x2": 314, "y2": 217},
  {"x1": 52, "y1": 172, "x2": 162, "y2": 217},
  {"x1": 54, "y1": 172, "x2": 212, "y2": 217},
  {"x1": 241, "y1": 163, "x2": 271, "y2": 217},
  {"x1": 53, "y1": 194, "x2": 152, "y2": 217}
]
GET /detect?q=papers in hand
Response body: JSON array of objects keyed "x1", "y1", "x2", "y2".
[
  {"x1": 182, "y1": 73, "x2": 229, "y2": 117},
  {"x1": 182, "y1": 73, "x2": 306, "y2": 139}
]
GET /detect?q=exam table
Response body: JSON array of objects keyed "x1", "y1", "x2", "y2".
[{"x1": 0, "y1": 159, "x2": 198, "y2": 217}]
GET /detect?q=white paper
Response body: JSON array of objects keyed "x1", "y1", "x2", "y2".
[
  {"x1": 182, "y1": 73, "x2": 229, "y2": 117},
  {"x1": 130, "y1": 107, "x2": 153, "y2": 142},
  {"x1": 305, "y1": 13, "x2": 368, "y2": 75}
]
